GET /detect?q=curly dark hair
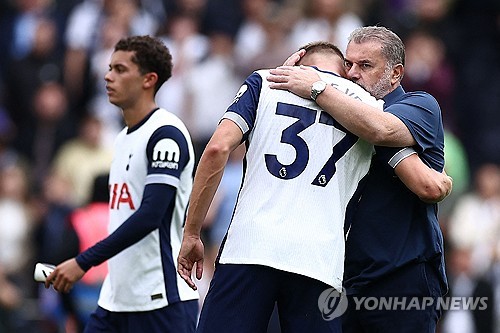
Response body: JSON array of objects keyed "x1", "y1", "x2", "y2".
[{"x1": 114, "y1": 35, "x2": 173, "y2": 93}]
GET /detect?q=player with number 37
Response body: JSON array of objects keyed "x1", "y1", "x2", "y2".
[{"x1": 177, "y1": 42, "x2": 384, "y2": 333}]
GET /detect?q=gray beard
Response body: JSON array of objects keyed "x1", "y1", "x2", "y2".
[{"x1": 362, "y1": 68, "x2": 393, "y2": 99}]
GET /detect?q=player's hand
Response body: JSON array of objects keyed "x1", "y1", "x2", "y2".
[
  {"x1": 267, "y1": 65, "x2": 321, "y2": 99},
  {"x1": 442, "y1": 170, "x2": 453, "y2": 199},
  {"x1": 45, "y1": 258, "x2": 85, "y2": 293},
  {"x1": 177, "y1": 234, "x2": 204, "y2": 290},
  {"x1": 282, "y1": 49, "x2": 306, "y2": 66}
]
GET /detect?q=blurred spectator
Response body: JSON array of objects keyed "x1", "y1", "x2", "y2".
[
  {"x1": 288, "y1": 0, "x2": 363, "y2": 53},
  {"x1": 0, "y1": 0, "x2": 64, "y2": 71},
  {"x1": 63, "y1": 0, "x2": 161, "y2": 113},
  {"x1": 163, "y1": 0, "x2": 207, "y2": 19},
  {"x1": 4, "y1": 16, "x2": 64, "y2": 132},
  {"x1": 439, "y1": 131, "x2": 471, "y2": 223},
  {"x1": 200, "y1": 0, "x2": 243, "y2": 37},
  {"x1": 156, "y1": 13, "x2": 209, "y2": 119},
  {"x1": 494, "y1": 261, "x2": 500, "y2": 333},
  {"x1": 66, "y1": 173, "x2": 109, "y2": 331},
  {"x1": 0, "y1": 263, "x2": 23, "y2": 332},
  {"x1": 450, "y1": 0, "x2": 500, "y2": 173},
  {"x1": 14, "y1": 81, "x2": 76, "y2": 194},
  {"x1": 233, "y1": 0, "x2": 296, "y2": 78},
  {"x1": 183, "y1": 30, "x2": 241, "y2": 166},
  {"x1": 360, "y1": 0, "x2": 459, "y2": 50},
  {"x1": 232, "y1": 0, "x2": 276, "y2": 70},
  {"x1": 441, "y1": 246, "x2": 495, "y2": 333},
  {"x1": 0, "y1": 107, "x2": 21, "y2": 172},
  {"x1": 402, "y1": 29, "x2": 457, "y2": 132},
  {"x1": 447, "y1": 164, "x2": 500, "y2": 277},
  {"x1": 0, "y1": 162, "x2": 33, "y2": 332},
  {"x1": 401, "y1": 28, "x2": 471, "y2": 222},
  {"x1": 52, "y1": 114, "x2": 112, "y2": 207},
  {"x1": 86, "y1": 15, "x2": 127, "y2": 148},
  {"x1": 0, "y1": 163, "x2": 32, "y2": 275},
  {"x1": 33, "y1": 171, "x2": 79, "y2": 332}
]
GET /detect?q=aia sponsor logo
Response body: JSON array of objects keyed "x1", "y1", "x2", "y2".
[{"x1": 109, "y1": 183, "x2": 135, "y2": 210}]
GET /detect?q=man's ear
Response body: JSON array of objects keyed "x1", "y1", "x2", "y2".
[
  {"x1": 143, "y1": 72, "x2": 158, "y2": 89},
  {"x1": 391, "y1": 64, "x2": 404, "y2": 84}
]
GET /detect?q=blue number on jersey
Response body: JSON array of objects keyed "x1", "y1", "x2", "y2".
[{"x1": 264, "y1": 102, "x2": 358, "y2": 187}]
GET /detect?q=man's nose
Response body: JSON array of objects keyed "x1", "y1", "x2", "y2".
[{"x1": 346, "y1": 66, "x2": 360, "y2": 80}]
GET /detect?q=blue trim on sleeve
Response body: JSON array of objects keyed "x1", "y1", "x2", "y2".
[{"x1": 225, "y1": 71, "x2": 262, "y2": 141}]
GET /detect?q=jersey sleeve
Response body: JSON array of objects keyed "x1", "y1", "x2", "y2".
[
  {"x1": 75, "y1": 183, "x2": 176, "y2": 270},
  {"x1": 384, "y1": 92, "x2": 441, "y2": 153},
  {"x1": 379, "y1": 91, "x2": 445, "y2": 171},
  {"x1": 223, "y1": 71, "x2": 263, "y2": 141},
  {"x1": 145, "y1": 125, "x2": 190, "y2": 188}
]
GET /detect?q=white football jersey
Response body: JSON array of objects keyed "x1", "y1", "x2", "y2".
[
  {"x1": 99, "y1": 108, "x2": 199, "y2": 311},
  {"x1": 218, "y1": 69, "x2": 383, "y2": 291}
]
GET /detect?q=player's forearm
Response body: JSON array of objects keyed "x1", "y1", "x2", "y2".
[
  {"x1": 416, "y1": 170, "x2": 452, "y2": 203},
  {"x1": 184, "y1": 144, "x2": 230, "y2": 237},
  {"x1": 316, "y1": 86, "x2": 415, "y2": 147},
  {"x1": 184, "y1": 120, "x2": 244, "y2": 237},
  {"x1": 395, "y1": 154, "x2": 452, "y2": 203}
]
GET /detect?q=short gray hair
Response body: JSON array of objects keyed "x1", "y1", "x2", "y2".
[{"x1": 348, "y1": 26, "x2": 405, "y2": 68}]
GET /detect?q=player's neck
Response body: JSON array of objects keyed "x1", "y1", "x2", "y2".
[{"x1": 122, "y1": 100, "x2": 158, "y2": 128}]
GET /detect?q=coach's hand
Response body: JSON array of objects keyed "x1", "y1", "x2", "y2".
[
  {"x1": 45, "y1": 258, "x2": 85, "y2": 293},
  {"x1": 177, "y1": 234, "x2": 204, "y2": 290},
  {"x1": 282, "y1": 49, "x2": 306, "y2": 66},
  {"x1": 267, "y1": 65, "x2": 321, "y2": 99}
]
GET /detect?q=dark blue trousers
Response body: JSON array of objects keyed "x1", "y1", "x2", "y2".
[
  {"x1": 84, "y1": 300, "x2": 198, "y2": 333},
  {"x1": 197, "y1": 263, "x2": 342, "y2": 333},
  {"x1": 342, "y1": 262, "x2": 443, "y2": 333}
]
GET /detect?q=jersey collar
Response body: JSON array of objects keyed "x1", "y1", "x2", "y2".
[
  {"x1": 127, "y1": 108, "x2": 160, "y2": 134},
  {"x1": 382, "y1": 85, "x2": 405, "y2": 107}
]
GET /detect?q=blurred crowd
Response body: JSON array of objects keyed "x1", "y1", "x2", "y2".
[{"x1": 0, "y1": 0, "x2": 499, "y2": 332}]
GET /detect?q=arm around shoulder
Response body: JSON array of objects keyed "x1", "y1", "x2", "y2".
[{"x1": 316, "y1": 86, "x2": 416, "y2": 147}]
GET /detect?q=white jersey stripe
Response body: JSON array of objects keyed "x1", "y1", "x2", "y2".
[
  {"x1": 223, "y1": 111, "x2": 250, "y2": 133},
  {"x1": 146, "y1": 173, "x2": 180, "y2": 187}
]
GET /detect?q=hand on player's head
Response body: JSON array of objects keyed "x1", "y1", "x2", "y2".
[
  {"x1": 283, "y1": 49, "x2": 306, "y2": 66},
  {"x1": 267, "y1": 66, "x2": 321, "y2": 99}
]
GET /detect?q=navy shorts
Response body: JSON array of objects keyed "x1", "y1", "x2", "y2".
[
  {"x1": 83, "y1": 300, "x2": 198, "y2": 333},
  {"x1": 342, "y1": 262, "x2": 443, "y2": 333},
  {"x1": 196, "y1": 263, "x2": 341, "y2": 333}
]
